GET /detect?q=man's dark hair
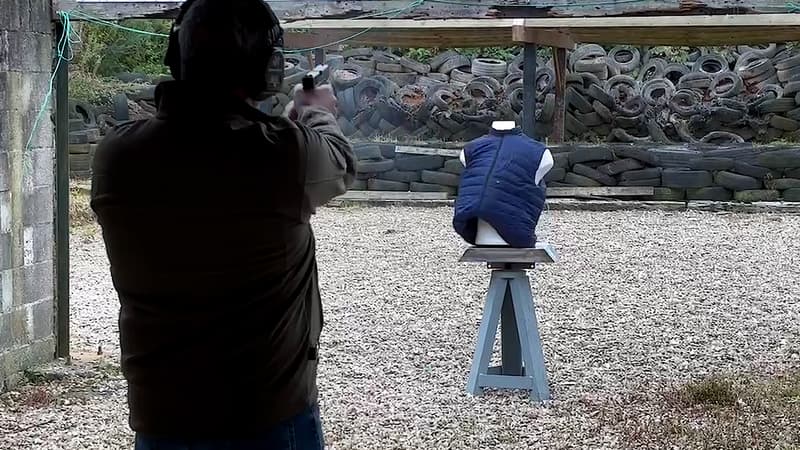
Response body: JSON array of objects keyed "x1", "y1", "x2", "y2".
[{"x1": 176, "y1": 0, "x2": 281, "y2": 90}]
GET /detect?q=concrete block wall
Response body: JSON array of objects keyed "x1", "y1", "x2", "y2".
[
  {"x1": 350, "y1": 141, "x2": 800, "y2": 203},
  {"x1": 0, "y1": 0, "x2": 56, "y2": 389}
]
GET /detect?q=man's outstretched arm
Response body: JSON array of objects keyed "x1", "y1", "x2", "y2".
[{"x1": 289, "y1": 85, "x2": 357, "y2": 210}]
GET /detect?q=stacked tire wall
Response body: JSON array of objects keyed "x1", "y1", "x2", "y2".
[
  {"x1": 105, "y1": 43, "x2": 800, "y2": 145},
  {"x1": 323, "y1": 43, "x2": 800, "y2": 144},
  {"x1": 351, "y1": 142, "x2": 800, "y2": 203}
]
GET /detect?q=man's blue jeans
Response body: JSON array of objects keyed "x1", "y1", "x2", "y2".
[{"x1": 134, "y1": 405, "x2": 324, "y2": 450}]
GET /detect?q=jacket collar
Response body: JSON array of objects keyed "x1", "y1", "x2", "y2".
[{"x1": 489, "y1": 127, "x2": 522, "y2": 136}]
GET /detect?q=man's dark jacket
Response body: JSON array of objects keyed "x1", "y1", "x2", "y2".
[{"x1": 90, "y1": 81, "x2": 356, "y2": 438}]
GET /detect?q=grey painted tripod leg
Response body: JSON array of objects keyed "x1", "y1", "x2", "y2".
[
  {"x1": 509, "y1": 274, "x2": 551, "y2": 401},
  {"x1": 466, "y1": 273, "x2": 508, "y2": 396},
  {"x1": 501, "y1": 284, "x2": 523, "y2": 376}
]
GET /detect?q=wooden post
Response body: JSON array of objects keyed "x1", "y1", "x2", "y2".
[
  {"x1": 54, "y1": 21, "x2": 71, "y2": 359},
  {"x1": 551, "y1": 47, "x2": 568, "y2": 143},
  {"x1": 522, "y1": 44, "x2": 538, "y2": 138}
]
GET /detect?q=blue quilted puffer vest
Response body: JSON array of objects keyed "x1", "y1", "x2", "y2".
[{"x1": 453, "y1": 128, "x2": 547, "y2": 248}]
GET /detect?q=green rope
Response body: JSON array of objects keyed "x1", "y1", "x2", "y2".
[
  {"x1": 25, "y1": 11, "x2": 78, "y2": 154},
  {"x1": 68, "y1": 10, "x2": 170, "y2": 37}
]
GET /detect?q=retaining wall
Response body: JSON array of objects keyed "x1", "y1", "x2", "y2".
[
  {"x1": 349, "y1": 142, "x2": 800, "y2": 203},
  {"x1": 0, "y1": 0, "x2": 57, "y2": 388}
]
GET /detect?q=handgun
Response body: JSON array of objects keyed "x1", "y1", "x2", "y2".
[{"x1": 301, "y1": 64, "x2": 331, "y2": 91}]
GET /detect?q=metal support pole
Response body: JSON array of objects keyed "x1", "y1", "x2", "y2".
[
  {"x1": 522, "y1": 43, "x2": 538, "y2": 138},
  {"x1": 314, "y1": 48, "x2": 326, "y2": 67},
  {"x1": 54, "y1": 21, "x2": 71, "y2": 359},
  {"x1": 551, "y1": 47, "x2": 568, "y2": 143}
]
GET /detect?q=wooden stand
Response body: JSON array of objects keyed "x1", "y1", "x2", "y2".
[{"x1": 460, "y1": 245, "x2": 558, "y2": 402}]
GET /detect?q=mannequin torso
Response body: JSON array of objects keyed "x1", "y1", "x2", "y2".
[{"x1": 459, "y1": 121, "x2": 553, "y2": 246}]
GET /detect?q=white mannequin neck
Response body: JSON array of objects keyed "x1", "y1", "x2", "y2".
[{"x1": 491, "y1": 121, "x2": 516, "y2": 131}]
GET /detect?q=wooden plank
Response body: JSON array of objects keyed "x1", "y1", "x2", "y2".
[
  {"x1": 336, "y1": 191, "x2": 450, "y2": 201},
  {"x1": 395, "y1": 146, "x2": 461, "y2": 158},
  {"x1": 518, "y1": 14, "x2": 800, "y2": 45},
  {"x1": 512, "y1": 26, "x2": 575, "y2": 49},
  {"x1": 284, "y1": 19, "x2": 521, "y2": 48},
  {"x1": 460, "y1": 244, "x2": 559, "y2": 264},
  {"x1": 56, "y1": 1, "x2": 791, "y2": 21},
  {"x1": 546, "y1": 187, "x2": 655, "y2": 198}
]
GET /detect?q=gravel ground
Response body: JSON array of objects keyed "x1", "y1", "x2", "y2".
[{"x1": 1, "y1": 206, "x2": 800, "y2": 449}]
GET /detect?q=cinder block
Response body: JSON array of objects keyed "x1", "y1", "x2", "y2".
[
  {"x1": 0, "y1": 111, "x2": 50, "y2": 155},
  {"x1": 23, "y1": 227, "x2": 33, "y2": 266},
  {"x1": 0, "y1": 112, "x2": 14, "y2": 152},
  {"x1": 0, "y1": 338, "x2": 55, "y2": 388},
  {"x1": 6, "y1": 0, "x2": 49, "y2": 33},
  {"x1": 28, "y1": 0, "x2": 51, "y2": 33},
  {"x1": 0, "y1": 152, "x2": 8, "y2": 191},
  {"x1": 32, "y1": 224, "x2": 52, "y2": 264},
  {"x1": 0, "y1": 269, "x2": 12, "y2": 313},
  {"x1": 0, "y1": 232, "x2": 10, "y2": 270},
  {"x1": 0, "y1": 73, "x2": 7, "y2": 111},
  {"x1": 0, "y1": 307, "x2": 32, "y2": 349},
  {"x1": 0, "y1": 71, "x2": 51, "y2": 113},
  {"x1": 0, "y1": 0, "x2": 23, "y2": 30},
  {"x1": 0, "y1": 191, "x2": 10, "y2": 233},
  {"x1": 1, "y1": 31, "x2": 52, "y2": 72},
  {"x1": 30, "y1": 147, "x2": 54, "y2": 188},
  {"x1": 0, "y1": 31, "x2": 7, "y2": 72},
  {"x1": 19, "y1": 261, "x2": 53, "y2": 306},
  {"x1": 24, "y1": 111, "x2": 55, "y2": 150},
  {"x1": 30, "y1": 299, "x2": 53, "y2": 341},
  {"x1": 22, "y1": 186, "x2": 53, "y2": 225}
]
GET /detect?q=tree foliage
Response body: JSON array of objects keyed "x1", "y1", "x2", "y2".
[{"x1": 74, "y1": 20, "x2": 171, "y2": 77}]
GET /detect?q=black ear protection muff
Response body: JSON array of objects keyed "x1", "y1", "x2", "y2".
[{"x1": 164, "y1": 0, "x2": 285, "y2": 98}]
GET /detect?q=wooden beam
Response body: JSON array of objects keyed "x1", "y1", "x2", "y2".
[
  {"x1": 55, "y1": 0, "x2": 791, "y2": 21},
  {"x1": 284, "y1": 19, "x2": 521, "y2": 48},
  {"x1": 517, "y1": 14, "x2": 800, "y2": 45},
  {"x1": 545, "y1": 187, "x2": 655, "y2": 198},
  {"x1": 282, "y1": 14, "x2": 800, "y2": 49},
  {"x1": 395, "y1": 146, "x2": 461, "y2": 158},
  {"x1": 512, "y1": 26, "x2": 575, "y2": 49},
  {"x1": 335, "y1": 191, "x2": 451, "y2": 201}
]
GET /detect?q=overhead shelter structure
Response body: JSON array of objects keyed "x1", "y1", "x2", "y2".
[{"x1": 46, "y1": 1, "x2": 800, "y2": 357}]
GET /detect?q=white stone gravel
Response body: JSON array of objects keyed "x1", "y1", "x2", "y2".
[{"x1": 1, "y1": 207, "x2": 799, "y2": 449}]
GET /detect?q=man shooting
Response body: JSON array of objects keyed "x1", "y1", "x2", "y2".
[{"x1": 90, "y1": 0, "x2": 356, "y2": 448}]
